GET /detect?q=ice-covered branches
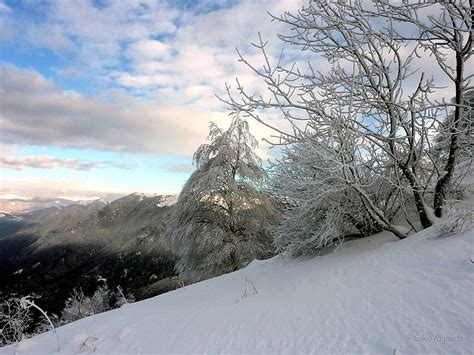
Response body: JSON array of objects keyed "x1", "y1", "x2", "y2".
[
  {"x1": 169, "y1": 116, "x2": 278, "y2": 280},
  {"x1": 221, "y1": 0, "x2": 472, "y2": 252}
]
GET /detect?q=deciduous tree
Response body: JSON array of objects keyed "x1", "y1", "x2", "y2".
[{"x1": 169, "y1": 116, "x2": 278, "y2": 280}]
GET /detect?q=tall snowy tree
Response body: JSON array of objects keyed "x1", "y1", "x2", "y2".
[{"x1": 169, "y1": 116, "x2": 278, "y2": 281}]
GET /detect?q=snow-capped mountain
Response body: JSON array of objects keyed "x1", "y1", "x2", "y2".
[{"x1": 0, "y1": 196, "x2": 107, "y2": 214}]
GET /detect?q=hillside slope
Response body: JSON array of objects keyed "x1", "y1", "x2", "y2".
[
  {"x1": 2, "y1": 225, "x2": 472, "y2": 354},
  {"x1": 0, "y1": 194, "x2": 178, "y2": 317}
]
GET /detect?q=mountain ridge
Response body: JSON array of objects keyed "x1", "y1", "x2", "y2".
[{"x1": 0, "y1": 193, "x2": 179, "y2": 319}]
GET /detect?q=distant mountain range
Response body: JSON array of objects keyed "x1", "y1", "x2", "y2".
[
  {"x1": 0, "y1": 193, "x2": 179, "y2": 319},
  {"x1": 0, "y1": 195, "x2": 111, "y2": 214}
]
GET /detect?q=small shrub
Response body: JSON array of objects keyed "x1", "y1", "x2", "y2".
[
  {"x1": 435, "y1": 208, "x2": 474, "y2": 236},
  {"x1": 0, "y1": 297, "x2": 55, "y2": 347},
  {"x1": 59, "y1": 284, "x2": 133, "y2": 325},
  {"x1": 0, "y1": 298, "x2": 31, "y2": 346}
]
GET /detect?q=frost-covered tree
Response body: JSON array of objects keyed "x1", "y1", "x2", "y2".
[
  {"x1": 371, "y1": 0, "x2": 473, "y2": 218},
  {"x1": 221, "y1": 0, "x2": 472, "y2": 254},
  {"x1": 271, "y1": 135, "x2": 404, "y2": 256},
  {"x1": 169, "y1": 116, "x2": 278, "y2": 281},
  {"x1": 59, "y1": 284, "x2": 133, "y2": 325},
  {"x1": 0, "y1": 298, "x2": 31, "y2": 346},
  {"x1": 0, "y1": 297, "x2": 54, "y2": 347},
  {"x1": 60, "y1": 287, "x2": 111, "y2": 324}
]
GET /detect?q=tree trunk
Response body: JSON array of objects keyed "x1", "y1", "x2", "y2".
[
  {"x1": 399, "y1": 165, "x2": 433, "y2": 228},
  {"x1": 433, "y1": 50, "x2": 465, "y2": 218}
]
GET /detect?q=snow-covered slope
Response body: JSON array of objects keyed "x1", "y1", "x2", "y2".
[{"x1": 3, "y1": 227, "x2": 473, "y2": 354}]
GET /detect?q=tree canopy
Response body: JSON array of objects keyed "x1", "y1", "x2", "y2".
[{"x1": 169, "y1": 116, "x2": 278, "y2": 280}]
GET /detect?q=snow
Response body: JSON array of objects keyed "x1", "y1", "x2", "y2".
[
  {"x1": 0, "y1": 212, "x2": 23, "y2": 221},
  {"x1": 155, "y1": 195, "x2": 177, "y2": 207},
  {"x1": 77, "y1": 198, "x2": 107, "y2": 206},
  {"x1": 2, "y1": 228, "x2": 473, "y2": 354}
]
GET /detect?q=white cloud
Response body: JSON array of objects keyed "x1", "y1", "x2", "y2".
[
  {"x1": 0, "y1": 65, "x2": 284, "y2": 160},
  {"x1": 2, "y1": 0, "x2": 463, "y2": 163},
  {"x1": 0, "y1": 65, "x2": 216, "y2": 155},
  {"x1": 0, "y1": 150, "x2": 135, "y2": 171},
  {"x1": 127, "y1": 39, "x2": 170, "y2": 61},
  {"x1": 0, "y1": 177, "x2": 133, "y2": 206},
  {"x1": 0, "y1": 0, "x2": 312, "y2": 122},
  {"x1": 0, "y1": 0, "x2": 11, "y2": 14}
]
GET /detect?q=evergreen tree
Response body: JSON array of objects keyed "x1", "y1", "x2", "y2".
[{"x1": 169, "y1": 116, "x2": 278, "y2": 281}]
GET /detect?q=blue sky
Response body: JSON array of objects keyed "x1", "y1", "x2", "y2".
[{"x1": 0, "y1": 0, "x2": 301, "y2": 203}]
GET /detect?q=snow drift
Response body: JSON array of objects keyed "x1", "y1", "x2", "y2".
[{"x1": 2, "y1": 227, "x2": 473, "y2": 354}]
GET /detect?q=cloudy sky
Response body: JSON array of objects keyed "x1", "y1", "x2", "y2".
[
  {"x1": 0, "y1": 0, "x2": 468, "y2": 206},
  {"x1": 0, "y1": 0, "x2": 303, "y2": 202}
]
